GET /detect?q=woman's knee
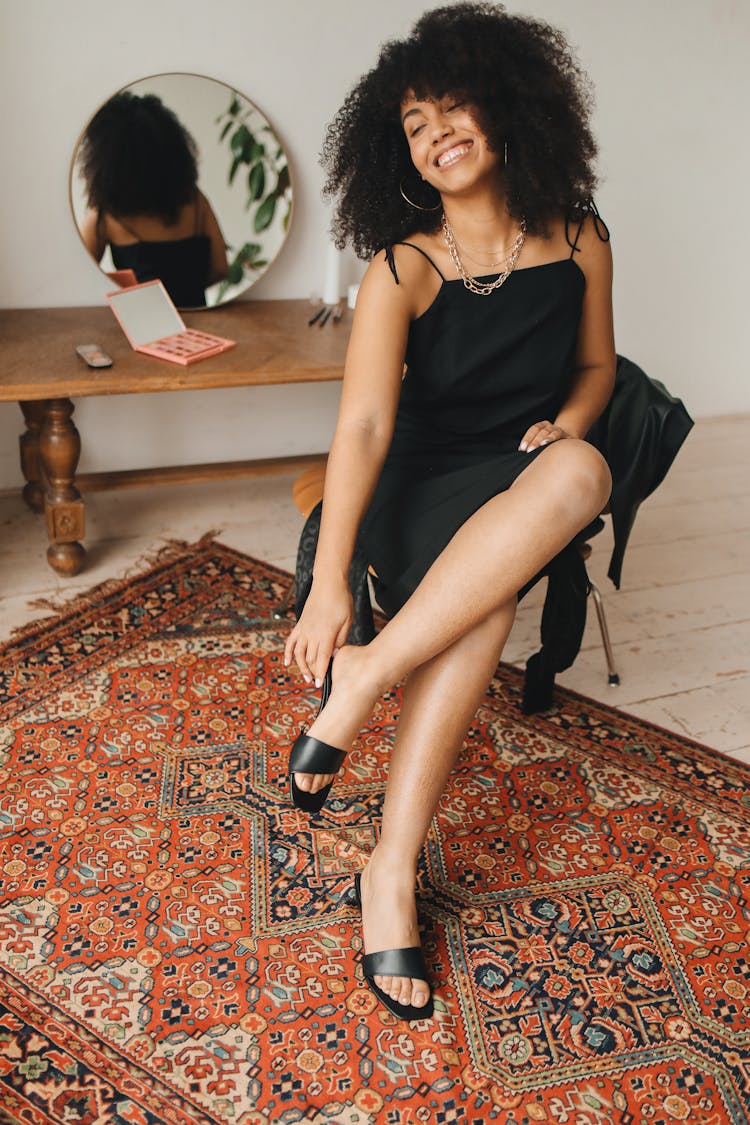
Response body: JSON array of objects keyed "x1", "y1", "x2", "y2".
[{"x1": 544, "y1": 438, "x2": 612, "y2": 515}]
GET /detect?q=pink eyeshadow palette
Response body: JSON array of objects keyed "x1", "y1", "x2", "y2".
[{"x1": 106, "y1": 280, "x2": 235, "y2": 366}]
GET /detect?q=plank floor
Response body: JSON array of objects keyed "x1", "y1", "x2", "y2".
[{"x1": 1, "y1": 415, "x2": 748, "y2": 761}]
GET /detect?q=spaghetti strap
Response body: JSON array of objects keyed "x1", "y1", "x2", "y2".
[
  {"x1": 384, "y1": 241, "x2": 446, "y2": 285},
  {"x1": 565, "y1": 198, "x2": 611, "y2": 256}
]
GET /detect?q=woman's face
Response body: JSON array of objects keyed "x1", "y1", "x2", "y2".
[{"x1": 400, "y1": 92, "x2": 500, "y2": 194}]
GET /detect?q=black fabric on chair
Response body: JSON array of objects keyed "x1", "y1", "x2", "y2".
[
  {"x1": 587, "y1": 355, "x2": 694, "y2": 589},
  {"x1": 293, "y1": 355, "x2": 693, "y2": 713},
  {"x1": 520, "y1": 356, "x2": 693, "y2": 711},
  {"x1": 518, "y1": 534, "x2": 593, "y2": 714},
  {"x1": 294, "y1": 503, "x2": 375, "y2": 646}
]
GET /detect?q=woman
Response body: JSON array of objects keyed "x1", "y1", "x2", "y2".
[
  {"x1": 285, "y1": 2, "x2": 614, "y2": 1022},
  {"x1": 78, "y1": 92, "x2": 227, "y2": 307}
]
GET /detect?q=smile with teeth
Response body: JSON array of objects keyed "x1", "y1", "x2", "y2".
[{"x1": 437, "y1": 141, "x2": 472, "y2": 168}]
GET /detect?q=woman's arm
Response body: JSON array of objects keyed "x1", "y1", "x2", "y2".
[
  {"x1": 520, "y1": 216, "x2": 615, "y2": 450},
  {"x1": 284, "y1": 250, "x2": 415, "y2": 684},
  {"x1": 80, "y1": 208, "x2": 107, "y2": 262},
  {"x1": 197, "y1": 191, "x2": 230, "y2": 284}
]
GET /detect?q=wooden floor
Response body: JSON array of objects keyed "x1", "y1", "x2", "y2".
[{"x1": 1, "y1": 415, "x2": 748, "y2": 761}]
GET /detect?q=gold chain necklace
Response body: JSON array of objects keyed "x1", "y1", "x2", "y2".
[
  {"x1": 454, "y1": 235, "x2": 520, "y2": 267},
  {"x1": 442, "y1": 214, "x2": 526, "y2": 296},
  {"x1": 457, "y1": 246, "x2": 515, "y2": 268}
]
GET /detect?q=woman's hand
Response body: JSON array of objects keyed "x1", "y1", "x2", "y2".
[
  {"x1": 284, "y1": 577, "x2": 353, "y2": 687},
  {"x1": 518, "y1": 420, "x2": 573, "y2": 452}
]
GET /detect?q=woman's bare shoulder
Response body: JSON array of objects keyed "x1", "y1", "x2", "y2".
[
  {"x1": 367, "y1": 231, "x2": 445, "y2": 316},
  {"x1": 561, "y1": 206, "x2": 611, "y2": 249},
  {"x1": 356, "y1": 250, "x2": 414, "y2": 315},
  {"x1": 566, "y1": 209, "x2": 612, "y2": 279}
]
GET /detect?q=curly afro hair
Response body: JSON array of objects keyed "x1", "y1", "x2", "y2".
[
  {"x1": 321, "y1": 2, "x2": 599, "y2": 256},
  {"x1": 79, "y1": 91, "x2": 199, "y2": 224}
]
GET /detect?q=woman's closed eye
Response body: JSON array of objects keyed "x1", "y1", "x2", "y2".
[{"x1": 410, "y1": 105, "x2": 463, "y2": 136}]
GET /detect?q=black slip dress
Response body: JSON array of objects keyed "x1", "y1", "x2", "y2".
[{"x1": 359, "y1": 214, "x2": 599, "y2": 616}]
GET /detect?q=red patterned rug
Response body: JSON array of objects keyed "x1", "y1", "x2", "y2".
[{"x1": 0, "y1": 539, "x2": 748, "y2": 1125}]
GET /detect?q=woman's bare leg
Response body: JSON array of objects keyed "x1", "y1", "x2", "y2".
[
  {"x1": 294, "y1": 439, "x2": 610, "y2": 791},
  {"x1": 361, "y1": 599, "x2": 516, "y2": 1009}
]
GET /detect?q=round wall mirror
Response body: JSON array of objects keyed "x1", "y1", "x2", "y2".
[{"x1": 70, "y1": 73, "x2": 293, "y2": 308}]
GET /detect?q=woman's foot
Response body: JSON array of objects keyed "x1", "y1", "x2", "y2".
[
  {"x1": 293, "y1": 645, "x2": 387, "y2": 796},
  {"x1": 360, "y1": 848, "x2": 431, "y2": 1011}
]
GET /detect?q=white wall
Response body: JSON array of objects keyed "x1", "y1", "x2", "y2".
[{"x1": 1, "y1": 0, "x2": 748, "y2": 491}]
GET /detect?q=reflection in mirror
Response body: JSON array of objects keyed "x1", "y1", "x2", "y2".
[{"x1": 70, "y1": 73, "x2": 293, "y2": 308}]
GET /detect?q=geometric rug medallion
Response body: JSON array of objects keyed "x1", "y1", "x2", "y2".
[{"x1": 0, "y1": 540, "x2": 748, "y2": 1124}]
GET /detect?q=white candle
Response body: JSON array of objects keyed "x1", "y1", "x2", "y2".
[{"x1": 322, "y1": 243, "x2": 342, "y2": 306}]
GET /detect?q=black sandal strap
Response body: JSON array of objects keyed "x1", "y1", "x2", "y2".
[
  {"x1": 289, "y1": 733, "x2": 345, "y2": 775},
  {"x1": 363, "y1": 946, "x2": 428, "y2": 980}
]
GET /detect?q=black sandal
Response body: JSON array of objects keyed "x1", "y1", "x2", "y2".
[
  {"x1": 350, "y1": 874, "x2": 434, "y2": 1021},
  {"x1": 289, "y1": 664, "x2": 345, "y2": 813}
]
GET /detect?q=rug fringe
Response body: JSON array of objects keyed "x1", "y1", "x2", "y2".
[
  {"x1": 26, "y1": 578, "x2": 130, "y2": 618},
  {"x1": 133, "y1": 529, "x2": 221, "y2": 571},
  {"x1": 7, "y1": 531, "x2": 222, "y2": 641}
]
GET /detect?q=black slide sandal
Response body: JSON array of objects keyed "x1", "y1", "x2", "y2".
[
  {"x1": 289, "y1": 664, "x2": 345, "y2": 813},
  {"x1": 351, "y1": 873, "x2": 434, "y2": 1021}
]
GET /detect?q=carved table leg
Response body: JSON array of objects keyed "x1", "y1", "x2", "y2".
[
  {"x1": 38, "y1": 398, "x2": 86, "y2": 576},
  {"x1": 18, "y1": 400, "x2": 47, "y2": 512}
]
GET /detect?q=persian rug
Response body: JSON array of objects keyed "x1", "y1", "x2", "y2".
[{"x1": 0, "y1": 539, "x2": 748, "y2": 1125}]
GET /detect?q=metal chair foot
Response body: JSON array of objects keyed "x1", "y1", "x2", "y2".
[{"x1": 588, "y1": 579, "x2": 620, "y2": 686}]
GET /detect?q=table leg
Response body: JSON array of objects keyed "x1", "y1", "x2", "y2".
[
  {"x1": 18, "y1": 400, "x2": 47, "y2": 512},
  {"x1": 38, "y1": 398, "x2": 86, "y2": 576}
]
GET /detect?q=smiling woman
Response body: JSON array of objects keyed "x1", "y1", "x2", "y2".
[
  {"x1": 321, "y1": 4, "x2": 598, "y2": 258},
  {"x1": 283, "y1": 2, "x2": 615, "y2": 1024}
]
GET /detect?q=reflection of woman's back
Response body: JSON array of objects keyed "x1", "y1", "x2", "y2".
[
  {"x1": 79, "y1": 92, "x2": 227, "y2": 307},
  {"x1": 106, "y1": 201, "x2": 212, "y2": 308}
]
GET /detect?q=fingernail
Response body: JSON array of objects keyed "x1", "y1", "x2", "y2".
[
  {"x1": 303, "y1": 674, "x2": 312, "y2": 683},
  {"x1": 314, "y1": 678, "x2": 322, "y2": 688},
  {"x1": 519, "y1": 441, "x2": 527, "y2": 452}
]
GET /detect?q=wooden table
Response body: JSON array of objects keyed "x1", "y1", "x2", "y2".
[{"x1": 0, "y1": 301, "x2": 349, "y2": 576}]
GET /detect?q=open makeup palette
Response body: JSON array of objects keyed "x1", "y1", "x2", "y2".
[{"x1": 106, "y1": 280, "x2": 236, "y2": 365}]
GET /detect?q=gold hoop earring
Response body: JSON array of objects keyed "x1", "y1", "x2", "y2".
[{"x1": 399, "y1": 178, "x2": 442, "y2": 212}]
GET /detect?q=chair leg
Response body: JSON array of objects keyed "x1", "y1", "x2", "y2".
[{"x1": 588, "y1": 580, "x2": 620, "y2": 686}]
